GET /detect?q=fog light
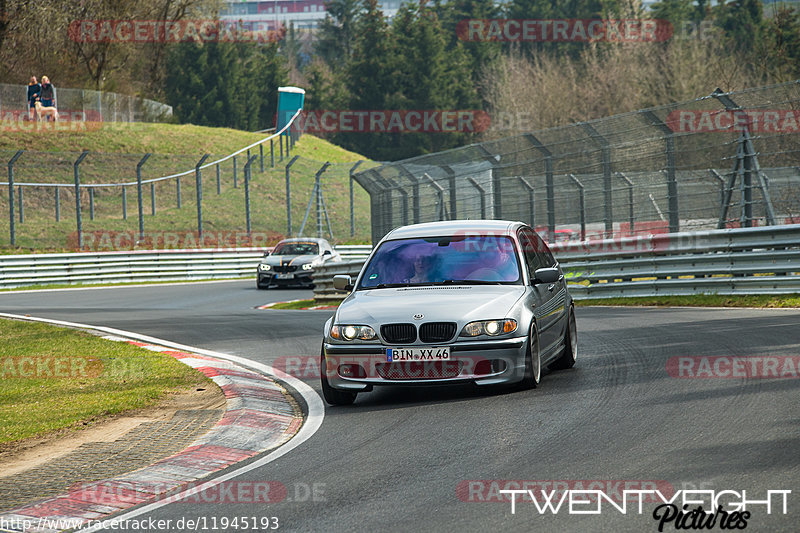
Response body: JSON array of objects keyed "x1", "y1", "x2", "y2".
[{"x1": 338, "y1": 364, "x2": 366, "y2": 378}]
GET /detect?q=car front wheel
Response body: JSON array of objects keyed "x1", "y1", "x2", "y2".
[
  {"x1": 550, "y1": 306, "x2": 577, "y2": 370},
  {"x1": 320, "y1": 345, "x2": 357, "y2": 406},
  {"x1": 519, "y1": 324, "x2": 541, "y2": 389}
]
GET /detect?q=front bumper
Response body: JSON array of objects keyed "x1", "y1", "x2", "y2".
[
  {"x1": 258, "y1": 271, "x2": 314, "y2": 287},
  {"x1": 323, "y1": 336, "x2": 528, "y2": 390}
]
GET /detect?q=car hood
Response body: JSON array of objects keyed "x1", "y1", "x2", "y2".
[
  {"x1": 261, "y1": 254, "x2": 317, "y2": 266},
  {"x1": 336, "y1": 285, "x2": 526, "y2": 324}
]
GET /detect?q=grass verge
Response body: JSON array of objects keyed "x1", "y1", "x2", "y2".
[
  {"x1": 575, "y1": 294, "x2": 800, "y2": 308},
  {"x1": 0, "y1": 318, "x2": 212, "y2": 449}
]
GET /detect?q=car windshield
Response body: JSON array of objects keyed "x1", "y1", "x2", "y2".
[
  {"x1": 358, "y1": 235, "x2": 521, "y2": 289},
  {"x1": 273, "y1": 242, "x2": 319, "y2": 255}
]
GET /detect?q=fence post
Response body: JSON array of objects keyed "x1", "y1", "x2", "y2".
[
  {"x1": 121, "y1": 186, "x2": 126, "y2": 220},
  {"x1": 640, "y1": 110, "x2": 679, "y2": 233},
  {"x1": 56, "y1": 188, "x2": 61, "y2": 222},
  {"x1": 524, "y1": 133, "x2": 555, "y2": 239},
  {"x1": 616, "y1": 172, "x2": 635, "y2": 236},
  {"x1": 216, "y1": 164, "x2": 221, "y2": 194},
  {"x1": 397, "y1": 164, "x2": 420, "y2": 224},
  {"x1": 136, "y1": 153, "x2": 151, "y2": 241},
  {"x1": 74, "y1": 150, "x2": 89, "y2": 248},
  {"x1": 243, "y1": 154, "x2": 258, "y2": 235},
  {"x1": 468, "y1": 177, "x2": 486, "y2": 218},
  {"x1": 368, "y1": 168, "x2": 396, "y2": 233},
  {"x1": 89, "y1": 187, "x2": 94, "y2": 220},
  {"x1": 516, "y1": 176, "x2": 535, "y2": 227},
  {"x1": 579, "y1": 123, "x2": 613, "y2": 237},
  {"x1": 285, "y1": 155, "x2": 300, "y2": 235},
  {"x1": 195, "y1": 154, "x2": 210, "y2": 238},
  {"x1": 151, "y1": 183, "x2": 156, "y2": 215},
  {"x1": 18, "y1": 186, "x2": 24, "y2": 223},
  {"x1": 443, "y1": 165, "x2": 457, "y2": 221},
  {"x1": 270, "y1": 139, "x2": 275, "y2": 168},
  {"x1": 232, "y1": 155, "x2": 238, "y2": 188},
  {"x1": 385, "y1": 176, "x2": 409, "y2": 226},
  {"x1": 423, "y1": 173, "x2": 446, "y2": 220},
  {"x1": 349, "y1": 160, "x2": 364, "y2": 237},
  {"x1": 176, "y1": 178, "x2": 182, "y2": 208},
  {"x1": 709, "y1": 169, "x2": 726, "y2": 215},
  {"x1": 568, "y1": 174, "x2": 586, "y2": 241},
  {"x1": 279, "y1": 135, "x2": 284, "y2": 161},
  {"x1": 260, "y1": 144, "x2": 264, "y2": 172},
  {"x1": 7, "y1": 150, "x2": 23, "y2": 246}
]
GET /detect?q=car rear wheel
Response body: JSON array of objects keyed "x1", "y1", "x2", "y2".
[
  {"x1": 320, "y1": 345, "x2": 357, "y2": 406},
  {"x1": 550, "y1": 306, "x2": 577, "y2": 370},
  {"x1": 519, "y1": 324, "x2": 541, "y2": 389}
]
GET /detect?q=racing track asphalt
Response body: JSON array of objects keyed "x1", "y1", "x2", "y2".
[{"x1": 1, "y1": 280, "x2": 798, "y2": 532}]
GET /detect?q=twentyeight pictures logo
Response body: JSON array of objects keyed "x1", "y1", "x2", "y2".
[{"x1": 457, "y1": 19, "x2": 673, "y2": 42}]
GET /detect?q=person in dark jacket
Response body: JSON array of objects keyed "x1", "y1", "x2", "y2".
[{"x1": 27, "y1": 76, "x2": 41, "y2": 120}]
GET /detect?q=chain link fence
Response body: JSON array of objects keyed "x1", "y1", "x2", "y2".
[
  {"x1": 356, "y1": 81, "x2": 800, "y2": 244},
  {"x1": 0, "y1": 83, "x2": 172, "y2": 123}
]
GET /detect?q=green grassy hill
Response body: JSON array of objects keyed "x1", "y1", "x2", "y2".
[{"x1": 0, "y1": 123, "x2": 375, "y2": 251}]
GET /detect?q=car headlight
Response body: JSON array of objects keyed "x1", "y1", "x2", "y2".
[
  {"x1": 258, "y1": 264, "x2": 271, "y2": 271},
  {"x1": 460, "y1": 319, "x2": 517, "y2": 337},
  {"x1": 331, "y1": 325, "x2": 377, "y2": 341},
  {"x1": 302, "y1": 263, "x2": 313, "y2": 271}
]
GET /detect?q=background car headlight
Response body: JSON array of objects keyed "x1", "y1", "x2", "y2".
[
  {"x1": 258, "y1": 264, "x2": 271, "y2": 271},
  {"x1": 302, "y1": 263, "x2": 313, "y2": 271},
  {"x1": 331, "y1": 325, "x2": 377, "y2": 341},
  {"x1": 460, "y1": 319, "x2": 517, "y2": 337}
]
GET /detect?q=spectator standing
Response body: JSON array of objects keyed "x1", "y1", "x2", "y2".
[
  {"x1": 27, "y1": 76, "x2": 41, "y2": 120},
  {"x1": 39, "y1": 76, "x2": 56, "y2": 120}
]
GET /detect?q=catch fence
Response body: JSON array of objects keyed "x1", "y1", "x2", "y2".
[{"x1": 356, "y1": 81, "x2": 800, "y2": 244}]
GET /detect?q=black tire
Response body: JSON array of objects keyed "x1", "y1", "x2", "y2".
[
  {"x1": 320, "y1": 345, "x2": 357, "y2": 406},
  {"x1": 256, "y1": 278, "x2": 270, "y2": 290},
  {"x1": 519, "y1": 324, "x2": 541, "y2": 389},
  {"x1": 550, "y1": 306, "x2": 577, "y2": 370}
]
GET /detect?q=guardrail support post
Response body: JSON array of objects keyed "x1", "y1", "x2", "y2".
[
  {"x1": 195, "y1": 154, "x2": 210, "y2": 238},
  {"x1": 7, "y1": 150, "x2": 23, "y2": 246},
  {"x1": 74, "y1": 150, "x2": 89, "y2": 248},
  {"x1": 176, "y1": 178, "x2": 182, "y2": 208},
  {"x1": 285, "y1": 155, "x2": 300, "y2": 235},
  {"x1": 568, "y1": 174, "x2": 586, "y2": 240},
  {"x1": 243, "y1": 154, "x2": 258, "y2": 235},
  {"x1": 349, "y1": 161, "x2": 364, "y2": 237},
  {"x1": 136, "y1": 153, "x2": 150, "y2": 242},
  {"x1": 89, "y1": 187, "x2": 94, "y2": 221},
  {"x1": 56, "y1": 188, "x2": 61, "y2": 222}
]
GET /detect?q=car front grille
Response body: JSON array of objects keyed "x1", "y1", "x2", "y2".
[
  {"x1": 376, "y1": 361, "x2": 463, "y2": 380},
  {"x1": 381, "y1": 323, "x2": 416, "y2": 344},
  {"x1": 272, "y1": 264, "x2": 297, "y2": 273},
  {"x1": 419, "y1": 322, "x2": 457, "y2": 343}
]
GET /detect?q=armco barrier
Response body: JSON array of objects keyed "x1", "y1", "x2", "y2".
[
  {"x1": 311, "y1": 225, "x2": 800, "y2": 302},
  {"x1": 0, "y1": 245, "x2": 371, "y2": 289}
]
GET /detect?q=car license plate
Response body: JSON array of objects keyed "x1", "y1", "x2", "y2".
[
  {"x1": 276, "y1": 273, "x2": 294, "y2": 279},
  {"x1": 386, "y1": 347, "x2": 450, "y2": 362}
]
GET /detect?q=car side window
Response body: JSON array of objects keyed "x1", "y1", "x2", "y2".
[{"x1": 518, "y1": 229, "x2": 544, "y2": 282}]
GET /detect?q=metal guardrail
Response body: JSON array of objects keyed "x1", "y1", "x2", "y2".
[
  {"x1": 0, "y1": 245, "x2": 372, "y2": 289},
  {"x1": 311, "y1": 225, "x2": 800, "y2": 302}
]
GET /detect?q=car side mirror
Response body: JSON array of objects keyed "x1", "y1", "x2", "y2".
[
  {"x1": 533, "y1": 267, "x2": 560, "y2": 284},
  {"x1": 323, "y1": 250, "x2": 332, "y2": 256},
  {"x1": 333, "y1": 274, "x2": 353, "y2": 291}
]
